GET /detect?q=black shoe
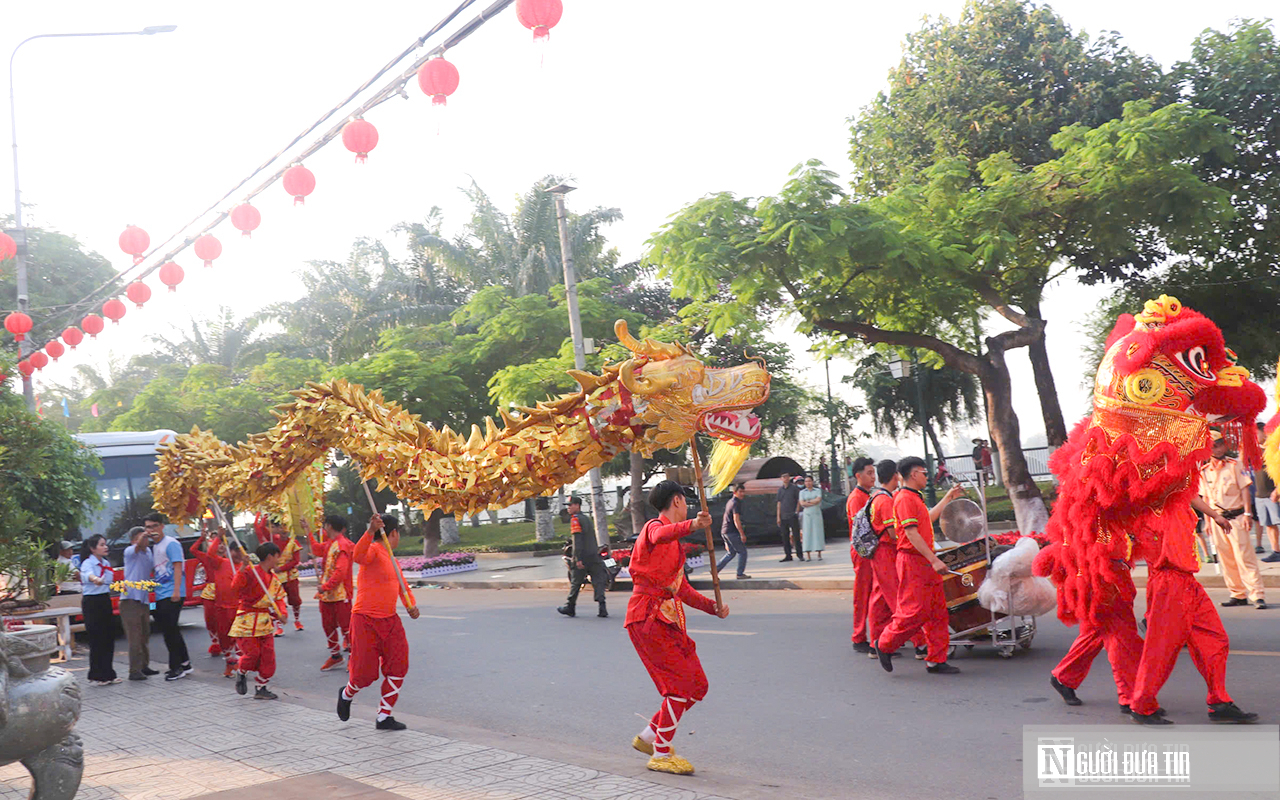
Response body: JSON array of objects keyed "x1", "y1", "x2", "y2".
[
  {"x1": 337, "y1": 686, "x2": 352, "y2": 721},
  {"x1": 128, "y1": 673, "x2": 147, "y2": 681},
  {"x1": 598, "y1": 603, "x2": 608, "y2": 618},
  {"x1": 1131, "y1": 710, "x2": 1173, "y2": 725},
  {"x1": 557, "y1": 605, "x2": 576, "y2": 618},
  {"x1": 165, "y1": 665, "x2": 192, "y2": 681},
  {"x1": 736, "y1": 574, "x2": 752, "y2": 579},
  {"x1": 1208, "y1": 702, "x2": 1258, "y2": 724},
  {"x1": 878, "y1": 648, "x2": 894, "y2": 673},
  {"x1": 1120, "y1": 704, "x2": 1165, "y2": 716},
  {"x1": 141, "y1": 667, "x2": 160, "y2": 676},
  {"x1": 852, "y1": 641, "x2": 873, "y2": 654},
  {"x1": 1255, "y1": 546, "x2": 1266, "y2": 554},
  {"x1": 254, "y1": 686, "x2": 277, "y2": 700},
  {"x1": 375, "y1": 716, "x2": 407, "y2": 731},
  {"x1": 1261, "y1": 552, "x2": 1280, "y2": 563},
  {"x1": 926, "y1": 662, "x2": 961, "y2": 674},
  {"x1": 914, "y1": 646, "x2": 928, "y2": 660},
  {"x1": 1050, "y1": 676, "x2": 1082, "y2": 706},
  {"x1": 235, "y1": 672, "x2": 248, "y2": 696},
  {"x1": 779, "y1": 557, "x2": 794, "y2": 562},
  {"x1": 1255, "y1": 599, "x2": 1267, "y2": 610},
  {"x1": 1221, "y1": 597, "x2": 1249, "y2": 607}
]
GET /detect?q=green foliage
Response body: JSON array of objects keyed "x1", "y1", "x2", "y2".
[
  {"x1": 0, "y1": 386, "x2": 101, "y2": 544},
  {"x1": 847, "y1": 351, "x2": 980, "y2": 439}
]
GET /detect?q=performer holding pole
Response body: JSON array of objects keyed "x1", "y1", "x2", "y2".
[
  {"x1": 689, "y1": 445, "x2": 723, "y2": 611},
  {"x1": 308, "y1": 515, "x2": 354, "y2": 670},
  {"x1": 625, "y1": 479, "x2": 729, "y2": 776},
  {"x1": 229, "y1": 540, "x2": 286, "y2": 700},
  {"x1": 338, "y1": 480, "x2": 420, "y2": 731}
]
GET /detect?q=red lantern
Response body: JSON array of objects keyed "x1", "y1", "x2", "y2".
[
  {"x1": 417, "y1": 57, "x2": 460, "y2": 106},
  {"x1": 282, "y1": 165, "x2": 316, "y2": 205},
  {"x1": 103, "y1": 298, "x2": 127, "y2": 324},
  {"x1": 125, "y1": 281, "x2": 151, "y2": 309},
  {"x1": 0, "y1": 231, "x2": 16, "y2": 261},
  {"x1": 45, "y1": 340, "x2": 65, "y2": 362},
  {"x1": 194, "y1": 234, "x2": 222, "y2": 268},
  {"x1": 17, "y1": 359, "x2": 34, "y2": 377},
  {"x1": 62, "y1": 326, "x2": 84, "y2": 350},
  {"x1": 231, "y1": 203, "x2": 261, "y2": 238},
  {"x1": 119, "y1": 225, "x2": 150, "y2": 265},
  {"x1": 342, "y1": 119, "x2": 379, "y2": 163},
  {"x1": 81, "y1": 314, "x2": 104, "y2": 338},
  {"x1": 159, "y1": 262, "x2": 184, "y2": 292},
  {"x1": 4, "y1": 311, "x2": 32, "y2": 342},
  {"x1": 516, "y1": 0, "x2": 563, "y2": 40},
  {"x1": 29, "y1": 350, "x2": 48, "y2": 371}
]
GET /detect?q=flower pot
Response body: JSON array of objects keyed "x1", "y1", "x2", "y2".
[{"x1": 418, "y1": 562, "x2": 479, "y2": 578}]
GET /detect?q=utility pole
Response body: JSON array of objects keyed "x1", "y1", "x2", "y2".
[{"x1": 548, "y1": 183, "x2": 609, "y2": 547}]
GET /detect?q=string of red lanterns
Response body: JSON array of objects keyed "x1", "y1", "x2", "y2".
[{"x1": 7, "y1": 3, "x2": 566, "y2": 388}]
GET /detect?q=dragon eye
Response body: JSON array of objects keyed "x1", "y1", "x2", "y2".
[{"x1": 1174, "y1": 346, "x2": 1216, "y2": 381}]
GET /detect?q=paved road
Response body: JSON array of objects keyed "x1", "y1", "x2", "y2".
[{"x1": 159, "y1": 588, "x2": 1278, "y2": 800}]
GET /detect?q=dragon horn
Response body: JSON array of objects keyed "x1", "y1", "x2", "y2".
[{"x1": 614, "y1": 319, "x2": 684, "y2": 360}]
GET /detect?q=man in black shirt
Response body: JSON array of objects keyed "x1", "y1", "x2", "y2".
[
  {"x1": 776, "y1": 472, "x2": 804, "y2": 562},
  {"x1": 558, "y1": 497, "x2": 610, "y2": 618},
  {"x1": 716, "y1": 484, "x2": 751, "y2": 579}
]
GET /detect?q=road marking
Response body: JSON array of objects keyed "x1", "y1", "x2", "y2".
[
  {"x1": 418, "y1": 614, "x2": 465, "y2": 620},
  {"x1": 1232, "y1": 650, "x2": 1280, "y2": 657},
  {"x1": 686, "y1": 629, "x2": 756, "y2": 636}
]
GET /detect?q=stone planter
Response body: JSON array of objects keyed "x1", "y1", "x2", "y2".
[
  {"x1": 0, "y1": 624, "x2": 83, "y2": 800},
  {"x1": 9, "y1": 622, "x2": 59, "y2": 674},
  {"x1": 417, "y1": 562, "x2": 479, "y2": 579}
]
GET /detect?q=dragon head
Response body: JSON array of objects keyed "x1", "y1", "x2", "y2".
[{"x1": 1092, "y1": 294, "x2": 1266, "y2": 465}]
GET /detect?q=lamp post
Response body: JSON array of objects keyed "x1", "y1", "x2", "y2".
[
  {"x1": 547, "y1": 182, "x2": 609, "y2": 547},
  {"x1": 824, "y1": 358, "x2": 842, "y2": 494},
  {"x1": 887, "y1": 352, "x2": 936, "y2": 503},
  {"x1": 8, "y1": 25, "x2": 176, "y2": 410}
]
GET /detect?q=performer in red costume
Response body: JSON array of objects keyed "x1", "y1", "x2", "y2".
[
  {"x1": 337, "y1": 513, "x2": 420, "y2": 731},
  {"x1": 877, "y1": 456, "x2": 964, "y2": 674},
  {"x1": 308, "y1": 515, "x2": 354, "y2": 671},
  {"x1": 265, "y1": 516, "x2": 304, "y2": 633},
  {"x1": 1034, "y1": 295, "x2": 1261, "y2": 725},
  {"x1": 626, "y1": 480, "x2": 730, "y2": 776},
  {"x1": 864, "y1": 459, "x2": 907, "y2": 659},
  {"x1": 846, "y1": 457, "x2": 877, "y2": 653},
  {"x1": 192, "y1": 529, "x2": 246, "y2": 678},
  {"x1": 230, "y1": 542, "x2": 286, "y2": 700}
]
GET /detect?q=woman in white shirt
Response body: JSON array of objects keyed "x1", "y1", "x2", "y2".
[{"x1": 79, "y1": 535, "x2": 120, "y2": 685}]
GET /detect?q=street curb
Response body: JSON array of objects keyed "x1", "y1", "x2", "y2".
[{"x1": 420, "y1": 575, "x2": 1280, "y2": 591}]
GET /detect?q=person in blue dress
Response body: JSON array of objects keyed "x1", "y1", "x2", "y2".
[{"x1": 798, "y1": 476, "x2": 826, "y2": 561}]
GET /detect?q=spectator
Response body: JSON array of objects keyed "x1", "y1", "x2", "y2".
[
  {"x1": 79, "y1": 534, "x2": 119, "y2": 686},
  {"x1": 121, "y1": 526, "x2": 157, "y2": 681},
  {"x1": 819, "y1": 458, "x2": 831, "y2": 492},
  {"x1": 776, "y1": 471, "x2": 804, "y2": 562},
  {"x1": 1257, "y1": 424, "x2": 1280, "y2": 563},
  {"x1": 935, "y1": 460, "x2": 952, "y2": 489},
  {"x1": 56, "y1": 540, "x2": 80, "y2": 593},
  {"x1": 558, "y1": 497, "x2": 609, "y2": 618},
  {"x1": 716, "y1": 484, "x2": 751, "y2": 579},
  {"x1": 1199, "y1": 431, "x2": 1265, "y2": 609},
  {"x1": 799, "y1": 475, "x2": 825, "y2": 561},
  {"x1": 145, "y1": 512, "x2": 193, "y2": 680}
]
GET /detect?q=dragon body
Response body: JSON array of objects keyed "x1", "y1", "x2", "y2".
[
  {"x1": 1033, "y1": 296, "x2": 1266, "y2": 625},
  {"x1": 152, "y1": 320, "x2": 770, "y2": 522}
]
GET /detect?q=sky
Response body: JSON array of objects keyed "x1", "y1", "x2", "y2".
[{"x1": 4, "y1": 0, "x2": 1276, "y2": 465}]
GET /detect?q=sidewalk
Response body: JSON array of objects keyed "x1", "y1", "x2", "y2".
[
  {"x1": 0, "y1": 665, "x2": 739, "y2": 800},
  {"x1": 421, "y1": 544, "x2": 1280, "y2": 591}
]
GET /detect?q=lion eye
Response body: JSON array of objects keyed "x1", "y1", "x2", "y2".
[{"x1": 1174, "y1": 346, "x2": 1216, "y2": 381}]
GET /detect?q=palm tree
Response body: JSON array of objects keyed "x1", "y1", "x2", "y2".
[{"x1": 147, "y1": 307, "x2": 273, "y2": 371}]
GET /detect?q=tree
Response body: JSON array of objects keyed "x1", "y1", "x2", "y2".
[
  {"x1": 650, "y1": 101, "x2": 1234, "y2": 533},
  {"x1": 846, "y1": 351, "x2": 981, "y2": 460},
  {"x1": 848, "y1": 0, "x2": 1170, "y2": 447},
  {"x1": 147, "y1": 307, "x2": 275, "y2": 371}
]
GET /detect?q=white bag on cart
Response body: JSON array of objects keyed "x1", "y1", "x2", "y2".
[{"x1": 978, "y1": 537, "x2": 1056, "y2": 617}]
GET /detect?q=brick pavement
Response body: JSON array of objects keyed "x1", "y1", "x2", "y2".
[{"x1": 0, "y1": 666, "x2": 738, "y2": 800}]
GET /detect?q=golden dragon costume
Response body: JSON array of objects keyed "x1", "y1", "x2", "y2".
[{"x1": 151, "y1": 320, "x2": 771, "y2": 522}]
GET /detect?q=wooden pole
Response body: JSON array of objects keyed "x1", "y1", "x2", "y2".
[
  {"x1": 211, "y1": 501, "x2": 278, "y2": 618},
  {"x1": 359, "y1": 478, "x2": 414, "y2": 604},
  {"x1": 689, "y1": 441, "x2": 723, "y2": 611}
]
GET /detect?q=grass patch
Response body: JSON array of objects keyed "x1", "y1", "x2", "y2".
[{"x1": 393, "y1": 519, "x2": 574, "y2": 555}]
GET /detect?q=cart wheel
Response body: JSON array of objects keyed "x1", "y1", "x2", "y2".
[
  {"x1": 964, "y1": 644, "x2": 975, "y2": 651},
  {"x1": 1021, "y1": 640, "x2": 1033, "y2": 650},
  {"x1": 999, "y1": 646, "x2": 1015, "y2": 659}
]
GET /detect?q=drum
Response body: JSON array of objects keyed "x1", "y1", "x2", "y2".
[{"x1": 938, "y1": 540, "x2": 1007, "y2": 635}]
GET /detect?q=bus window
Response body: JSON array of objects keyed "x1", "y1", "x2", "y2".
[{"x1": 80, "y1": 453, "x2": 177, "y2": 551}]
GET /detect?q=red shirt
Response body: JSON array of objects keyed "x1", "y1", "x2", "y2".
[
  {"x1": 624, "y1": 515, "x2": 717, "y2": 630},
  {"x1": 191, "y1": 537, "x2": 239, "y2": 609},
  {"x1": 893, "y1": 488, "x2": 934, "y2": 556},
  {"x1": 353, "y1": 529, "x2": 416, "y2": 618},
  {"x1": 870, "y1": 491, "x2": 896, "y2": 541},
  {"x1": 846, "y1": 485, "x2": 872, "y2": 540}
]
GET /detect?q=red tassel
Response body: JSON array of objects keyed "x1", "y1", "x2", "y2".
[
  {"x1": 294, "y1": 196, "x2": 305, "y2": 206},
  {"x1": 203, "y1": 260, "x2": 213, "y2": 268},
  {"x1": 354, "y1": 153, "x2": 367, "y2": 164},
  {"x1": 432, "y1": 95, "x2": 447, "y2": 106}
]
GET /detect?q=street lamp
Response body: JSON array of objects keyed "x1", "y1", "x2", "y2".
[
  {"x1": 8, "y1": 25, "x2": 177, "y2": 410},
  {"x1": 887, "y1": 351, "x2": 936, "y2": 503},
  {"x1": 547, "y1": 181, "x2": 609, "y2": 546}
]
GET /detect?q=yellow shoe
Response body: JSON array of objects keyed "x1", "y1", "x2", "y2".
[
  {"x1": 647, "y1": 754, "x2": 694, "y2": 775},
  {"x1": 632, "y1": 736, "x2": 675, "y2": 757}
]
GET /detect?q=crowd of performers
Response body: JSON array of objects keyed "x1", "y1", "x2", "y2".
[{"x1": 189, "y1": 512, "x2": 419, "y2": 730}]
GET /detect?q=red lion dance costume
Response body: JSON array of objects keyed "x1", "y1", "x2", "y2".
[{"x1": 1034, "y1": 296, "x2": 1263, "y2": 725}]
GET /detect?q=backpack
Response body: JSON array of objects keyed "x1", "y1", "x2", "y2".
[{"x1": 851, "y1": 488, "x2": 890, "y2": 559}]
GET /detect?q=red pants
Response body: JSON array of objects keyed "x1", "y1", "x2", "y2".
[
  {"x1": 235, "y1": 635, "x2": 276, "y2": 681},
  {"x1": 877, "y1": 552, "x2": 949, "y2": 663},
  {"x1": 850, "y1": 549, "x2": 875, "y2": 643},
  {"x1": 627, "y1": 620, "x2": 708, "y2": 701},
  {"x1": 203, "y1": 599, "x2": 220, "y2": 647},
  {"x1": 865, "y1": 543, "x2": 899, "y2": 645},
  {"x1": 1130, "y1": 568, "x2": 1232, "y2": 715},
  {"x1": 348, "y1": 612, "x2": 409, "y2": 690},
  {"x1": 320, "y1": 600, "x2": 352, "y2": 655},
  {"x1": 1051, "y1": 589, "x2": 1144, "y2": 705},
  {"x1": 283, "y1": 579, "x2": 302, "y2": 610}
]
